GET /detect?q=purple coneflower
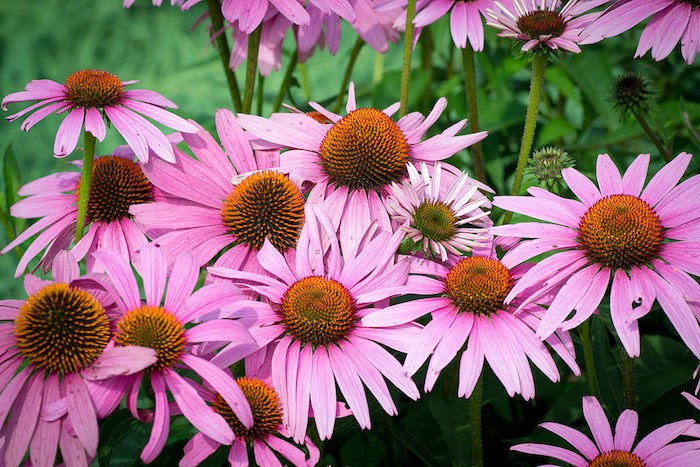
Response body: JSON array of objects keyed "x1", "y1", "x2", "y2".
[
  {"x1": 182, "y1": 0, "x2": 310, "y2": 33},
  {"x1": 92, "y1": 245, "x2": 258, "y2": 463},
  {"x1": 385, "y1": 161, "x2": 491, "y2": 262},
  {"x1": 130, "y1": 108, "x2": 305, "y2": 272},
  {"x1": 0, "y1": 252, "x2": 156, "y2": 467},
  {"x1": 238, "y1": 83, "x2": 487, "y2": 253},
  {"x1": 492, "y1": 153, "x2": 700, "y2": 359},
  {"x1": 2, "y1": 153, "x2": 159, "y2": 277},
  {"x1": 2, "y1": 69, "x2": 196, "y2": 161},
  {"x1": 363, "y1": 245, "x2": 580, "y2": 399},
  {"x1": 512, "y1": 395, "x2": 700, "y2": 465},
  {"x1": 180, "y1": 351, "x2": 320, "y2": 466},
  {"x1": 209, "y1": 203, "x2": 422, "y2": 442},
  {"x1": 581, "y1": 0, "x2": 700, "y2": 65},
  {"x1": 485, "y1": 0, "x2": 608, "y2": 53}
]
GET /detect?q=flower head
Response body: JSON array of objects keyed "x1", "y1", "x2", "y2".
[
  {"x1": 363, "y1": 245, "x2": 580, "y2": 399},
  {"x1": 2, "y1": 70, "x2": 197, "y2": 162},
  {"x1": 131, "y1": 108, "x2": 305, "y2": 271},
  {"x1": 180, "y1": 354, "x2": 320, "y2": 467},
  {"x1": 486, "y1": 0, "x2": 608, "y2": 53},
  {"x1": 512, "y1": 396, "x2": 700, "y2": 465},
  {"x1": 238, "y1": 83, "x2": 487, "y2": 253},
  {"x1": 183, "y1": 0, "x2": 311, "y2": 34},
  {"x1": 492, "y1": 153, "x2": 700, "y2": 359},
  {"x1": 386, "y1": 162, "x2": 491, "y2": 261},
  {"x1": 526, "y1": 146, "x2": 576, "y2": 189},
  {"x1": 1, "y1": 154, "x2": 159, "y2": 277},
  {"x1": 209, "y1": 203, "x2": 422, "y2": 442},
  {"x1": 0, "y1": 251, "x2": 156, "y2": 467},
  {"x1": 92, "y1": 245, "x2": 258, "y2": 463},
  {"x1": 611, "y1": 72, "x2": 652, "y2": 117},
  {"x1": 581, "y1": 0, "x2": 700, "y2": 65}
]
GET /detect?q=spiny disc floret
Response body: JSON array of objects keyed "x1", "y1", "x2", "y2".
[
  {"x1": 517, "y1": 10, "x2": 566, "y2": 38},
  {"x1": 445, "y1": 257, "x2": 512, "y2": 316},
  {"x1": 76, "y1": 156, "x2": 154, "y2": 223},
  {"x1": 65, "y1": 69, "x2": 124, "y2": 108},
  {"x1": 319, "y1": 108, "x2": 410, "y2": 191},
  {"x1": 578, "y1": 194, "x2": 664, "y2": 270},
  {"x1": 221, "y1": 171, "x2": 305, "y2": 251},
  {"x1": 413, "y1": 201, "x2": 457, "y2": 242},
  {"x1": 281, "y1": 276, "x2": 356, "y2": 347},
  {"x1": 213, "y1": 377, "x2": 283, "y2": 442},
  {"x1": 15, "y1": 283, "x2": 110, "y2": 374},
  {"x1": 588, "y1": 449, "x2": 645, "y2": 467},
  {"x1": 114, "y1": 305, "x2": 185, "y2": 372}
]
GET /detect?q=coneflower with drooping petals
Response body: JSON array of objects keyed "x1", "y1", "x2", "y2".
[
  {"x1": 208, "y1": 203, "x2": 422, "y2": 442},
  {"x1": 492, "y1": 152, "x2": 700, "y2": 359},
  {"x1": 2, "y1": 69, "x2": 196, "y2": 161}
]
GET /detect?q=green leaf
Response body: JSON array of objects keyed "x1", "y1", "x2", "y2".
[
  {"x1": 428, "y1": 395, "x2": 470, "y2": 467},
  {"x1": 2, "y1": 143, "x2": 23, "y2": 237},
  {"x1": 340, "y1": 433, "x2": 385, "y2": 467}
]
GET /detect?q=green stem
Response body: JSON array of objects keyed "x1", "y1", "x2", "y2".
[
  {"x1": 399, "y1": 0, "x2": 417, "y2": 117},
  {"x1": 298, "y1": 62, "x2": 311, "y2": 101},
  {"x1": 256, "y1": 74, "x2": 265, "y2": 115},
  {"x1": 631, "y1": 107, "x2": 672, "y2": 162},
  {"x1": 503, "y1": 53, "x2": 547, "y2": 224},
  {"x1": 470, "y1": 375, "x2": 483, "y2": 467},
  {"x1": 75, "y1": 131, "x2": 96, "y2": 242},
  {"x1": 622, "y1": 351, "x2": 637, "y2": 410},
  {"x1": 579, "y1": 320, "x2": 598, "y2": 397},
  {"x1": 420, "y1": 26, "x2": 433, "y2": 112},
  {"x1": 206, "y1": 0, "x2": 242, "y2": 112},
  {"x1": 461, "y1": 45, "x2": 485, "y2": 183},
  {"x1": 273, "y1": 52, "x2": 298, "y2": 113},
  {"x1": 333, "y1": 37, "x2": 365, "y2": 114},
  {"x1": 242, "y1": 24, "x2": 262, "y2": 114}
]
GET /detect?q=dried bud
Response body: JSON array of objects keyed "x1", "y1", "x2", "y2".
[{"x1": 612, "y1": 72, "x2": 650, "y2": 116}]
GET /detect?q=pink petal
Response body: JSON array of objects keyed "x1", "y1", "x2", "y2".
[
  {"x1": 329, "y1": 344, "x2": 371, "y2": 429},
  {"x1": 511, "y1": 443, "x2": 587, "y2": 466},
  {"x1": 621, "y1": 154, "x2": 650, "y2": 196},
  {"x1": 65, "y1": 373, "x2": 99, "y2": 457},
  {"x1": 180, "y1": 432, "x2": 220, "y2": 466},
  {"x1": 82, "y1": 346, "x2": 157, "y2": 380},
  {"x1": 30, "y1": 374, "x2": 60, "y2": 467},
  {"x1": 141, "y1": 371, "x2": 170, "y2": 463},
  {"x1": 634, "y1": 419, "x2": 695, "y2": 458},
  {"x1": 641, "y1": 152, "x2": 692, "y2": 207},
  {"x1": 136, "y1": 245, "x2": 167, "y2": 307},
  {"x1": 309, "y1": 347, "x2": 336, "y2": 440},
  {"x1": 583, "y1": 396, "x2": 614, "y2": 452},
  {"x1": 540, "y1": 422, "x2": 599, "y2": 459},
  {"x1": 53, "y1": 107, "x2": 85, "y2": 157},
  {"x1": 164, "y1": 368, "x2": 233, "y2": 444},
  {"x1": 595, "y1": 154, "x2": 623, "y2": 196},
  {"x1": 3, "y1": 371, "x2": 43, "y2": 467},
  {"x1": 614, "y1": 409, "x2": 639, "y2": 452}
]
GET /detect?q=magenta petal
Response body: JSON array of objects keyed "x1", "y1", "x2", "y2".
[
  {"x1": 583, "y1": 396, "x2": 614, "y2": 453},
  {"x1": 4, "y1": 371, "x2": 43, "y2": 467},
  {"x1": 164, "y1": 369, "x2": 234, "y2": 444},
  {"x1": 30, "y1": 374, "x2": 60, "y2": 467},
  {"x1": 0, "y1": 364, "x2": 32, "y2": 425},
  {"x1": 141, "y1": 371, "x2": 170, "y2": 463},
  {"x1": 228, "y1": 439, "x2": 248, "y2": 465},
  {"x1": 457, "y1": 322, "x2": 484, "y2": 399},
  {"x1": 179, "y1": 354, "x2": 254, "y2": 428},
  {"x1": 511, "y1": 443, "x2": 587, "y2": 466},
  {"x1": 621, "y1": 154, "x2": 650, "y2": 196},
  {"x1": 216, "y1": 109, "x2": 256, "y2": 173},
  {"x1": 253, "y1": 440, "x2": 282, "y2": 467},
  {"x1": 53, "y1": 107, "x2": 85, "y2": 157},
  {"x1": 610, "y1": 270, "x2": 641, "y2": 357},
  {"x1": 310, "y1": 347, "x2": 336, "y2": 440},
  {"x1": 641, "y1": 152, "x2": 692, "y2": 207},
  {"x1": 633, "y1": 419, "x2": 695, "y2": 458},
  {"x1": 180, "y1": 432, "x2": 220, "y2": 466},
  {"x1": 329, "y1": 344, "x2": 371, "y2": 429},
  {"x1": 164, "y1": 252, "x2": 199, "y2": 316},
  {"x1": 540, "y1": 422, "x2": 599, "y2": 459},
  {"x1": 83, "y1": 107, "x2": 106, "y2": 141},
  {"x1": 291, "y1": 344, "x2": 313, "y2": 442},
  {"x1": 58, "y1": 424, "x2": 88, "y2": 467},
  {"x1": 614, "y1": 409, "x2": 639, "y2": 452},
  {"x1": 65, "y1": 373, "x2": 99, "y2": 457},
  {"x1": 82, "y1": 346, "x2": 157, "y2": 380},
  {"x1": 136, "y1": 245, "x2": 167, "y2": 307}
]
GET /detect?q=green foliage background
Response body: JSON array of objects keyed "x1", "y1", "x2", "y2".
[{"x1": 0, "y1": 2, "x2": 699, "y2": 465}]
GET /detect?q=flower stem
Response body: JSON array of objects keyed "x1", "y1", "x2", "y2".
[
  {"x1": 470, "y1": 375, "x2": 483, "y2": 467},
  {"x1": 631, "y1": 107, "x2": 672, "y2": 162},
  {"x1": 579, "y1": 320, "x2": 598, "y2": 396},
  {"x1": 206, "y1": 0, "x2": 242, "y2": 112},
  {"x1": 243, "y1": 24, "x2": 262, "y2": 114},
  {"x1": 504, "y1": 53, "x2": 547, "y2": 224},
  {"x1": 333, "y1": 37, "x2": 365, "y2": 114},
  {"x1": 622, "y1": 351, "x2": 637, "y2": 410},
  {"x1": 461, "y1": 45, "x2": 485, "y2": 183},
  {"x1": 75, "y1": 131, "x2": 96, "y2": 242},
  {"x1": 399, "y1": 0, "x2": 417, "y2": 117},
  {"x1": 256, "y1": 74, "x2": 265, "y2": 115},
  {"x1": 273, "y1": 52, "x2": 298, "y2": 113}
]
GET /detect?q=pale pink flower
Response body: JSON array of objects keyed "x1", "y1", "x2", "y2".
[
  {"x1": 581, "y1": 0, "x2": 700, "y2": 65},
  {"x1": 385, "y1": 162, "x2": 491, "y2": 262},
  {"x1": 180, "y1": 351, "x2": 320, "y2": 467},
  {"x1": 209, "y1": 203, "x2": 422, "y2": 442},
  {"x1": 91, "y1": 245, "x2": 257, "y2": 463},
  {"x1": 130, "y1": 108, "x2": 305, "y2": 272},
  {"x1": 2, "y1": 154, "x2": 160, "y2": 277},
  {"x1": 237, "y1": 83, "x2": 487, "y2": 253},
  {"x1": 2, "y1": 70, "x2": 197, "y2": 162},
  {"x1": 512, "y1": 396, "x2": 700, "y2": 465},
  {"x1": 229, "y1": 10, "x2": 293, "y2": 76},
  {"x1": 492, "y1": 153, "x2": 700, "y2": 359},
  {"x1": 363, "y1": 245, "x2": 580, "y2": 399},
  {"x1": 0, "y1": 252, "x2": 156, "y2": 467},
  {"x1": 485, "y1": 0, "x2": 608, "y2": 53}
]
